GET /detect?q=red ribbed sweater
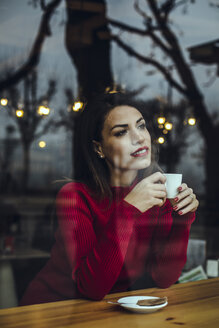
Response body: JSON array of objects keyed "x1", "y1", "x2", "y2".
[{"x1": 20, "y1": 182, "x2": 195, "y2": 305}]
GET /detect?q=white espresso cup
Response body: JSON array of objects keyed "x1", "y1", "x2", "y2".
[{"x1": 163, "y1": 173, "x2": 182, "y2": 199}]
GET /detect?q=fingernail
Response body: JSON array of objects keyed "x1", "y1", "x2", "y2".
[
  {"x1": 174, "y1": 197, "x2": 179, "y2": 202},
  {"x1": 178, "y1": 187, "x2": 182, "y2": 191},
  {"x1": 173, "y1": 206, "x2": 178, "y2": 211},
  {"x1": 178, "y1": 211, "x2": 183, "y2": 215}
]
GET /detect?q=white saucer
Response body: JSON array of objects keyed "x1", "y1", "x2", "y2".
[{"x1": 117, "y1": 296, "x2": 168, "y2": 314}]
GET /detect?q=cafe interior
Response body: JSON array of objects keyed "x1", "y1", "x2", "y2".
[{"x1": 0, "y1": 1, "x2": 219, "y2": 327}]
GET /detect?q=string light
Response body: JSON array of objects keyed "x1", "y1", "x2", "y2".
[
  {"x1": 16, "y1": 109, "x2": 24, "y2": 118},
  {"x1": 157, "y1": 116, "x2": 166, "y2": 124},
  {"x1": 163, "y1": 129, "x2": 168, "y2": 134},
  {"x1": 105, "y1": 86, "x2": 118, "y2": 94},
  {"x1": 158, "y1": 137, "x2": 165, "y2": 144},
  {"x1": 39, "y1": 141, "x2": 46, "y2": 148},
  {"x1": 187, "y1": 106, "x2": 196, "y2": 126},
  {"x1": 188, "y1": 117, "x2": 196, "y2": 126},
  {"x1": 164, "y1": 122, "x2": 173, "y2": 130},
  {"x1": 37, "y1": 105, "x2": 50, "y2": 116},
  {"x1": 105, "y1": 80, "x2": 123, "y2": 94},
  {"x1": 0, "y1": 98, "x2": 8, "y2": 106},
  {"x1": 72, "y1": 101, "x2": 83, "y2": 112},
  {"x1": 108, "y1": 89, "x2": 118, "y2": 94}
]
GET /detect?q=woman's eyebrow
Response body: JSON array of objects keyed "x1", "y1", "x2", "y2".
[
  {"x1": 136, "y1": 117, "x2": 144, "y2": 124},
  {"x1": 110, "y1": 123, "x2": 128, "y2": 131},
  {"x1": 110, "y1": 117, "x2": 144, "y2": 131}
]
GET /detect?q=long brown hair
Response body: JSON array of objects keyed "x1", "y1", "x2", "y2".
[{"x1": 73, "y1": 92, "x2": 161, "y2": 199}]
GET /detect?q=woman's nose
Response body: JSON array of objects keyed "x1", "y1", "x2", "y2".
[{"x1": 131, "y1": 130, "x2": 145, "y2": 144}]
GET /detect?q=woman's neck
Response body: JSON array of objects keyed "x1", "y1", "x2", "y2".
[{"x1": 110, "y1": 170, "x2": 138, "y2": 187}]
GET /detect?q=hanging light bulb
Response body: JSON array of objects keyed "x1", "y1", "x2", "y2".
[
  {"x1": 72, "y1": 101, "x2": 83, "y2": 112},
  {"x1": 187, "y1": 106, "x2": 196, "y2": 126},
  {"x1": 164, "y1": 122, "x2": 173, "y2": 130},
  {"x1": 16, "y1": 109, "x2": 24, "y2": 118},
  {"x1": 188, "y1": 117, "x2": 196, "y2": 126},
  {"x1": 39, "y1": 141, "x2": 46, "y2": 148},
  {"x1": 157, "y1": 116, "x2": 166, "y2": 124},
  {"x1": 158, "y1": 137, "x2": 165, "y2": 144},
  {"x1": 105, "y1": 80, "x2": 119, "y2": 94},
  {"x1": 38, "y1": 105, "x2": 50, "y2": 116},
  {"x1": 1, "y1": 98, "x2": 8, "y2": 106}
]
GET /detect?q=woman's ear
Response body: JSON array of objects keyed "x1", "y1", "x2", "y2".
[{"x1": 92, "y1": 140, "x2": 105, "y2": 159}]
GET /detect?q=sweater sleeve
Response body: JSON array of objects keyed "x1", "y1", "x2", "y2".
[
  {"x1": 147, "y1": 200, "x2": 195, "y2": 288},
  {"x1": 56, "y1": 183, "x2": 140, "y2": 300}
]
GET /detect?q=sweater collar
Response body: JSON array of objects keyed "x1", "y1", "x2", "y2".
[{"x1": 110, "y1": 177, "x2": 138, "y2": 197}]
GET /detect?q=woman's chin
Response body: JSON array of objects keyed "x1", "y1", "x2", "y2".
[{"x1": 138, "y1": 158, "x2": 151, "y2": 169}]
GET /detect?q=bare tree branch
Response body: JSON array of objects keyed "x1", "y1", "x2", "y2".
[
  {"x1": 34, "y1": 116, "x2": 56, "y2": 138},
  {"x1": 147, "y1": 0, "x2": 188, "y2": 22},
  {"x1": 146, "y1": 0, "x2": 213, "y2": 136},
  {"x1": 159, "y1": 1, "x2": 176, "y2": 22},
  {"x1": 111, "y1": 35, "x2": 187, "y2": 95},
  {"x1": 109, "y1": 18, "x2": 152, "y2": 36},
  {"x1": 40, "y1": 0, "x2": 47, "y2": 10},
  {"x1": 209, "y1": 1, "x2": 219, "y2": 8},
  {"x1": 38, "y1": 79, "x2": 56, "y2": 103},
  {"x1": 0, "y1": 0, "x2": 62, "y2": 92},
  {"x1": 134, "y1": 0, "x2": 152, "y2": 25},
  {"x1": 109, "y1": 18, "x2": 171, "y2": 56},
  {"x1": 147, "y1": 0, "x2": 166, "y2": 27}
]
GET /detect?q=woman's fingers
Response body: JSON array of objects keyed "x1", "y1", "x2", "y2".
[
  {"x1": 144, "y1": 172, "x2": 166, "y2": 184},
  {"x1": 153, "y1": 183, "x2": 166, "y2": 191},
  {"x1": 154, "y1": 197, "x2": 165, "y2": 207},
  {"x1": 152, "y1": 186, "x2": 167, "y2": 207},
  {"x1": 172, "y1": 183, "x2": 199, "y2": 215},
  {"x1": 152, "y1": 189, "x2": 167, "y2": 199},
  {"x1": 125, "y1": 172, "x2": 167, "y2": 212}
]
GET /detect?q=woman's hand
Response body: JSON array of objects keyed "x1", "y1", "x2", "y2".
[
  {"x1": 170, "y1": 183, "x2": 199, "y2": 215},
  {"x1": 124, "y1": 172, "x2": 167, "y2": 213}
]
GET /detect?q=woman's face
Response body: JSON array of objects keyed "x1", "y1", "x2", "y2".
[{"x1": 95, "y1": 105, "x2": 151, "y2": 185}]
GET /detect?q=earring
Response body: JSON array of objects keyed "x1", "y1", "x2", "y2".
[{"x1": 99, "y1": 154, "x2": 104, "y2": 159}]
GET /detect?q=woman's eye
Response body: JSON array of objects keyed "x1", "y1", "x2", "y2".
[
  {"x1": 114, "y1": 130, "x2": 127, "y2": 137},
  {"x1": 138, "y1": 123, "x2": 146, "y2": 130}
]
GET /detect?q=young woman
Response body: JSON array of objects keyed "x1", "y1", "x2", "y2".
[{"x1": 20, "y1": 93, "x2": 199, "y2": 305}]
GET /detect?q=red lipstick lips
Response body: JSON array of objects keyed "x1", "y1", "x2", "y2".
[{"x1": 131, "y1": 147, "x2": 149, "y2": 157}]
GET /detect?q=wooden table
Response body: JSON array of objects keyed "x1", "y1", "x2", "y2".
[{"x1": 0, "y1": 278, "x2": 219, "y2": 328}]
